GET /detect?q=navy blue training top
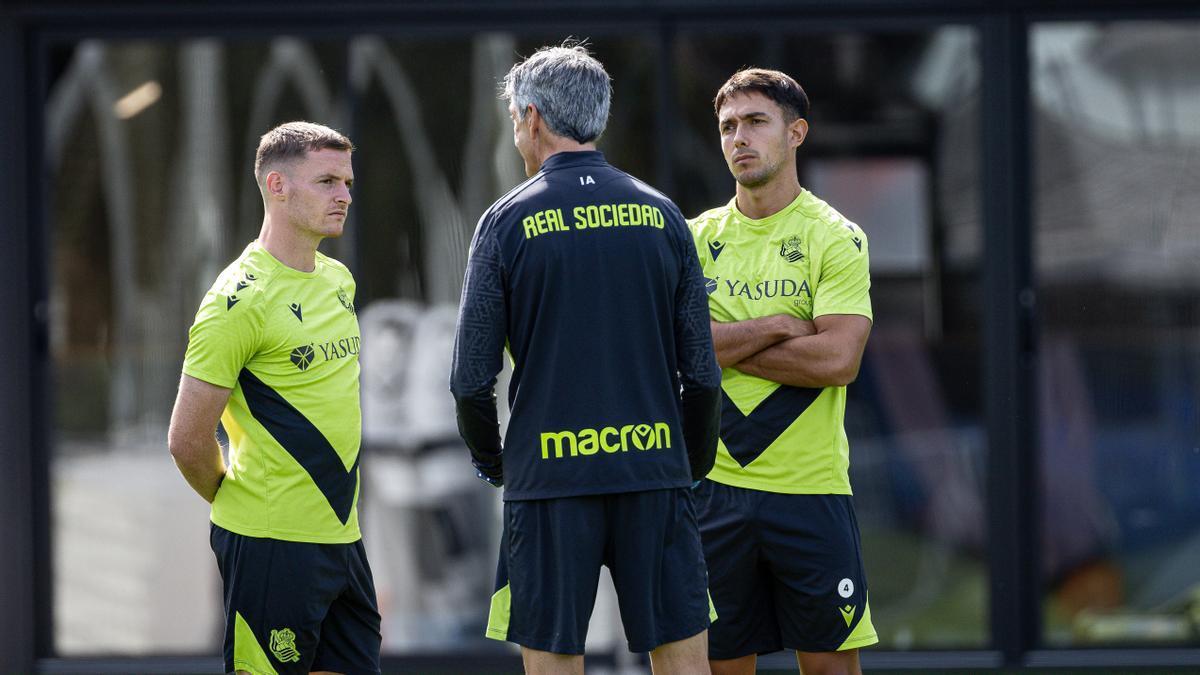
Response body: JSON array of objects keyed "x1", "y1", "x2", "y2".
[{"x1": 450, "y1": 151, "x2": 721, "y2": 501}]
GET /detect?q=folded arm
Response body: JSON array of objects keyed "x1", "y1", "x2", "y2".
[
  {"x1": 734, "y1": 314, "x2": 872, "y2": 388},
  {"x1": 710, "y1": 313, "x2": 816, "y2": 367}
]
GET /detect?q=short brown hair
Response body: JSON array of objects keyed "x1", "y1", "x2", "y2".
[
  {"x1": 254, "y1": 121, "x2": 353, "y2": 185},
  {"x1": 714, "y1": 68, "x2": 809, "y2": 121}
]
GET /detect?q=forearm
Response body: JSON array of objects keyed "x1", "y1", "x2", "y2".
[
  {"x1": 711, "y1": 315, "x2": 802, "y2": 368},
  {"x1": 451, "y1": 222, "x2": 507, "y2": 483},
  {"x1": 735, "y1": 332, "x2": 860, "y2": 388},
  {"x1": 453, "y1": 390, "x2": 503, "y2": 480},
  {"x1": 680, "y1": 382, "x2": 721, "y2": 480},
  {"x1": 171, "y1": 438, "x2": 226, "y2": 503}
]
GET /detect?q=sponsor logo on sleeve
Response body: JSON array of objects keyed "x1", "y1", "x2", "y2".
[
  {"x1": 226, "y1": 274, "x2": 256, "y2": 310},
  {"x1": 336, "y1": 287, "x2": 356, "y2": 316}
]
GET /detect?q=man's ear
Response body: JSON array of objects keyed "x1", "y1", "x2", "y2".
[
  {"x1": 789, "y1": 117, "x2": 809, "y2": 149},
  {"x1": 265, "y1": 170, "x2": 286, "y2": 200},
  {"x1": 525, "y1": 104, "x2": 541, "y2": 140}
]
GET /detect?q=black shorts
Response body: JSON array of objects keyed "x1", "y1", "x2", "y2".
[
  {"x1": 695, "y1": 480, "x2": 878, "y2": 658},
  {"x1": 486, "y1": 488, "x2": 713, "y2": 654},
  {"x1": 210, "y1": 524, "x2": 382, "y2": 675}
]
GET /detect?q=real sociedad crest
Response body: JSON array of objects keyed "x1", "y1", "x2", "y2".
[{"x1": 779, "y1": 236, "x2": 804, "y2": 263}]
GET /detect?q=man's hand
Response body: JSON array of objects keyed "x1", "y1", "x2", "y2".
[
  {"x1": 475, "y1": 469, "x2": 503, "y2": 488},
  {"x1": 474, "y1": 462, "x2": 503, "y2": 488},
  {"x1": 168, "y1": 374, "x2": 231, "y2": 503},
  {"x1": 767, "y1": 314, "x2": 817, "y2": 340}
]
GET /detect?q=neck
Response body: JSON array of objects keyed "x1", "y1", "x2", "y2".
[
  {"x1": 734, "y1": 173, "x2": 802, "y2": 220},
  {"x1": 534, "y1": 136, "x2": 595, "y2": 171},
  {"x1": 259, "y1": 212, "x2": 320, "y2": 272}
]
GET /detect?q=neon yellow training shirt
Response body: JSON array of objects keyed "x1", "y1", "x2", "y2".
[
  {"x1": 183, "y1": 241, "x2": 363, "y2": 543},
  {"x1": 689, "y1": 190, "x2": 872, "y2": 494}
]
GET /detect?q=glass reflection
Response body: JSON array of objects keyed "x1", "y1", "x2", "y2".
[{"x1": 1033, "y1": 21, "x2": 1200, "y2": 648}]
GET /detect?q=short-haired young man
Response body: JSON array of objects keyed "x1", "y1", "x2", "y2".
[
  {"x1": 690, "y1": 69, "x2": 879, "y2": 675},
  {"x1": 451, "y1": 43, "x2": 722, "y2": 675},
  {"x1": 169, "y1": 121, "x2": 381, "y2": 675}
]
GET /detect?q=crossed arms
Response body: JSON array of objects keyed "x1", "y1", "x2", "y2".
[{"x1": 712, "y1": 313, "x2": 872, "y2": 388}]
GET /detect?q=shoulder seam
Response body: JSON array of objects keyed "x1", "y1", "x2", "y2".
[
  {"x1": 797, "y1": 192, "x2": 859, "y2": 236},
  {"x1": 316, "y1": 251, "x2": 349, "y2": 272},
  {"x1": 690, "y1": 203, "x2": 734, "y2": 224},
  {"x1": 487, "y1": 173, "x2": 546, "y2": 215},
  {"x1": 217, "y1": 249, "x2": 279, "y2": 313},
  {"x1": 623, "y1": 171, "x2": 672, "y2": 204}
]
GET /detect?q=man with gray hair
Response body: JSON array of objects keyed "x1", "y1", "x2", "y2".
[
  {"x1": 451, "y1": 43, "x2": 722, "y2": 674},
  {"x1": 171, "y1": 121, "x2": 381, "y2": 674}
]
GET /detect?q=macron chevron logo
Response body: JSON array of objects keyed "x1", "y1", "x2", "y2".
[{"x1": 708, "y1": 240, "x2": 726, "y2": 262}]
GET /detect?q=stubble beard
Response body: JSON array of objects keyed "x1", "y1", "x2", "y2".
[
  {"x1": 322, "y1": 219, "x2": 345, "y2": 238},
  {"x1": 289, "y1": 200, "x2": 344, "y2": 240},
  {"x1": 733, "y1": 158, "x2": 781, "y2": 189}
]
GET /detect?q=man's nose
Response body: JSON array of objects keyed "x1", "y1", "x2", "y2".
[{"x1": 732, "y1": 125, "x2": 748, "y2": 147}]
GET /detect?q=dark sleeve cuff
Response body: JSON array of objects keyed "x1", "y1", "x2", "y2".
[
  {"x1": 453, "y1": 390, "x2": 503, "y2": 483},
  {"x1": 681, "y1": 383, "x2": 721, "y2": 481}
]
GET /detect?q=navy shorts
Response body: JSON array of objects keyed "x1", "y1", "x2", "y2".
[
  {"x1": 210, "y1": 524, "x2": 382, "y2": 675},
  {"x1": 486, "y1": 488, "x2": 713, "y2": 654},
  {"x1": 695, "y1": 480, "x2": 878, "y2": 658}
]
